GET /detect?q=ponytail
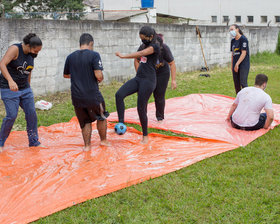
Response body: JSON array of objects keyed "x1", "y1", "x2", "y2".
[
  {"x1": 231, "y1": 24, "x2": 244, "y2": 36},
  {"x1": 23, "y1": 33, "x2": 42, "y2": 48}
]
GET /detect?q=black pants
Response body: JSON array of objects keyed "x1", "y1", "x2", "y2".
[
  {"x1": 153, "y1": 71, "x2": 170, "y2": 120},
  {"x1": 232, "y1": 65, "x2": 250, "y2": 94},
  {"x1": 115, "y1": 77, "x2": 156, "y2": 136}
]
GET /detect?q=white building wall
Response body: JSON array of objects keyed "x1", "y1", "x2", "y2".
[{"x1": 103, "y1": 0, "x2": 280, "y2": 26}]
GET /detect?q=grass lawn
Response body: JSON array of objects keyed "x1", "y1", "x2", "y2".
[{"x1": 0, "y1": 52, "x2": 280, "y2": 223}]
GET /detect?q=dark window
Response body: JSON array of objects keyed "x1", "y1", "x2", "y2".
[
  {"x1": 223, "y1": 16, "x2": 229, "y2": 23},
  {"x1": 235, "y1": 16, "x2": 241, "y2": 23},
  {"x1": 248, "y1": 16, "x2": 254, "y2": 23},
  {"x1": 211, "y1": 16, "x2": 217, "y2": 23},
  {"x1": 275, "y1": 16, "x2": 280, "y2": 23},
  {"x1": 261, "y1": 16, "x2": 267, "y2": 23}
]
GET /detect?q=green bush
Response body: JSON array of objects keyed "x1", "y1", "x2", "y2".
[{"x1": 276, "y1": 31, "x2": 280, "y2": 55}]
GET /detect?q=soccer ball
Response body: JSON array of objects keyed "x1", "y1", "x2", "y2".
[{"x1": 114, "y1": 123, "x2": 127, "y2": 135}]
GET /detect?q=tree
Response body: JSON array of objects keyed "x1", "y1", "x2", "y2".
[{"x1": 0, "y1": 0, "x2": 85, "y2": 20}]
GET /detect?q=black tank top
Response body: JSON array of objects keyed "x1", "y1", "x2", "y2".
[{"x1": 0, "y1": 43, "x2": 34, "y2": 90}]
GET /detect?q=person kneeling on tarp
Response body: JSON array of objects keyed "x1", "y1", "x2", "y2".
[
  {"x1": 226, "y1": 74, "x2": 274, "y2": 131},
  {"x1": 63, "y1": 33, "x2": 110, "y2": 151}
]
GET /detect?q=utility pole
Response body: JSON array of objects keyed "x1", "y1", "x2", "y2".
[{"x1": 99, "y1": 0, "x2": 104, "y2": 21}]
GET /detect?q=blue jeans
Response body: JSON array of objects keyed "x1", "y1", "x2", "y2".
[
  {"x1": 231, "y1": 113, "x2": 267, "y2": 131},
  {"x1": 0, "y1": 88, "x2": 40, "y2": 147}
]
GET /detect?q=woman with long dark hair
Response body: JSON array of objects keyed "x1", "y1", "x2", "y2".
[
  {"x1": 0, "y1": 33, "x2": 42, "y2": 152},
  {"x1": 115, "y1": 26, "x2": 161, "y2": 144},
  {"x1": 229, "y1": 24, "x2": 250, "y2": 94},
  {"x1": 135, "y1": 33, "x2": 176, "y2": 121}
]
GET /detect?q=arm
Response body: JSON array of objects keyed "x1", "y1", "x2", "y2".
[
  {"x1": 231, "y1": 55, "x2": 233, "y2": 71},
  {"x1": 116, "y1": 46, "x2": 154, "y2": 59},
  {"x1": 94, "y1": 70, "x2": 104, "y2": 83},
  {"x1": 28, "y1": 71, "x2": 32, "y2": 84},
  {"x1": 0, "y1": 45, "x2": 19, "y2": 91},
  {"x1": 134, "y1": 58, "x2": 140, "y2": 72},
  {"x1": 169, "y1": 60, "x2": 177, "y2": 89},
  {"x1": 234, "y1": 50, "x2": 246, "y2": 72},
  {"x1": 263, "y1": 109, "x2": 274, "y2": 129},
  {"x1": 226, "y1": 103, "x2": 238, "y2": 121}
]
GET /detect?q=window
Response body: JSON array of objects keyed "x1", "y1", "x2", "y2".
[
  {"x1": 276, "y1": 16, "x2": 280, "y2": 23},
  {"x1": 261, "y1": 16, "x2": 267, "y2": 23},
  {"x1": 223, "y1": 16, "x2": 229, "y2": 23},
  {"x1": 247, "y1": 16, "x2": 254, "y2": 23},
  {"x1": 211, "y1": 16, "x2": 217, "y2": 23},
  {"x1": 235, "y1": 16, "x2": 241, "y2": 23}
]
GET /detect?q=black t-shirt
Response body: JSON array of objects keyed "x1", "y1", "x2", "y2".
[
  {"x1": 0, "y1": 43, "x2": 33, "y2": 90},
  {"x1": 63, "y1": 49, "x2": 104, "y2": 108},
  {"x1": 138, "y1": 43, "x2": 173, "y2": 76},
  {"x1": 231, "y1": 35, "x2": 250, "y2": 68},
  {"x1": 136, "y1": 43, "x2": 160, "y2": 81}
]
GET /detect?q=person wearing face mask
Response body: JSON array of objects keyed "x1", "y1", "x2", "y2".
[
  {"x1": 229, "y1": 24, "x2": 250, "y2": 94},
  {"x1": 226, "y1": 74, "x2": 274, "y2": 131},
  {"x1": 115, "y1": 26, "x2": 161, "y2": 144},
  {"x1": 134, "y1": 33, "x2": 176, "y2": 122},
  {"x1": 0, "y1": 33, "x2": 42, "y2": 152}
]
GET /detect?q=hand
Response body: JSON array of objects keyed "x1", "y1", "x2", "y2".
[
  {"x1": 8, "y1": 80, "x2": 18, "y2": 91},
  {"x1": 234, "y1": 64, "x2": 239, "y2": 73},
  {"x1": 115, "y1": 52, "x2": 124, "y2": 58},
  {"x1": 225, "y1": 117, "x2": 231, "y2": 122},
  {"x1": 171, "y1": 80, "x2": 177, "y2": 90}
]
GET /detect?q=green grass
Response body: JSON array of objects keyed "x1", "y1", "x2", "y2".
[{"x1": 0, "y1": 52, "x2": 280, "y2": 223}]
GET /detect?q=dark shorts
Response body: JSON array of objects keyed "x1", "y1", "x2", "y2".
[
  {"x1": 231, "y1": 113, "x2": 267, "y2": 131},
  {"x1": 74, "y1": 101, "x2": 109, "y2": 129}
]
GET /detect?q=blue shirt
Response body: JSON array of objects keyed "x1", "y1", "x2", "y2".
[{"x1": 231, "y1": 35, "x2": 250, "y2": 68}]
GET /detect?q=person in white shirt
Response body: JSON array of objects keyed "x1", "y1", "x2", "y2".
[{"x1": 226, "y1": 74, "x2": 274, "y2": 130}]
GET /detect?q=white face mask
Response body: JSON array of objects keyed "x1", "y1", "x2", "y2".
[{"x1": 230, "y1": 30, "x2": 237, "y2": 38}]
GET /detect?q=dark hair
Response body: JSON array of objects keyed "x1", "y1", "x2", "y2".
[
  {"x1": 255, "y1": 74, "x2": 268, "y2": 86},
  {"x1": 23, "y1": 33, "x2": 42, "y2": 48},
  {"x1": 157, "y1": 33, "x2": 164, "y2": 41},
  {"x1": 80, "y1": 33, "x2": 94, "y2": 46},
  {"x1": 231, "y1": 24, "x2": 244, "y2": 36},
  {"x1": 139, "y1": 26, "x2": 163, "y2": 63}
]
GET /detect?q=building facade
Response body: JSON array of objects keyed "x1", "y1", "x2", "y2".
[{"x1": 102, "y1": 0, "x2": 280, "y2": 26}]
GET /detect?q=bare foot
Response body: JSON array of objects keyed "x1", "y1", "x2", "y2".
[
  {"x1": 0, "y1": 146, "x2": 3, "y2": 153},
  {"x1": 83, "y1": 145, "x2": 91, "y2": 152},
  {"x1": 100, "y1": 140, "x2": 111, "y2": 146},
  {"x1": 141, "y1": 136, "x2": 149, "y2": 144}
]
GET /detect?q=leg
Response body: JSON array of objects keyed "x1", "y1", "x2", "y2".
[
  {"x1": 232, "y1": 69, "x2": 241, "y2": 94},
  {"x1": 153, "y1": 72, "x2": 170, "y2": 121},
  {"x1": 138, "y1": 79, "x2": 156, "y2": 143},
  {"x1": 115, "y1": 78, "x2": 138, "y2": 123},
  {"x1": 0, "y1": 89, "x2": 20, "y2": 148},
  {"x1": 19, "y1": 88, "x2": 40, "y2": 147},
  {"x1": 246, "y1": 113, "x2": 267, "y2": 131},
  {"x1": 82, "y1": 123, "x2": 92, "y2": 151},
  {"x1": 96, "y1": 102, "x2": 110, "y2": 146},
  {"x1": 239, "y1": 66, "x2": 250, "y2": 89},
  {"x1": 74, "y1": 107, "x2": 93, "y2": 151}
]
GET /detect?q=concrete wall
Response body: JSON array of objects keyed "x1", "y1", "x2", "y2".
[{"x1": 0, "y1": 19, "x2": 279, "y2": 95}]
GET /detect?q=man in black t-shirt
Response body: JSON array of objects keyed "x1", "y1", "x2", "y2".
[{"x1": 63, "y1": 33, "x2": 110, "y2": 151}]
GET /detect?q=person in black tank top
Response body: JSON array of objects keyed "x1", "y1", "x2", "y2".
[
  {"x1": 135, "y1": 33, "x2": 177, "y2": 121},
  {"x1": 0, "y1": 33, "x2": 42, "y2": 152},
  {"x1": 115, "y1": 26, "x2": 161, "y2": 144}
]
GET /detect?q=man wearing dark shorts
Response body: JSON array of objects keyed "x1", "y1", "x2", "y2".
[
  {"x1": 63, "y1": 33, "x2": 110, "y2": 151},
  {"x1": 226, "y1": 74, "x2": 274, "y2": 131}
]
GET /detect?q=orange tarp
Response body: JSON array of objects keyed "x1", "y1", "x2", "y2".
[
  {"x1": 109, "y1": 94, "x2": 280, "y2": 146},
  {"x1": 0, "y1": 118, "x2": 237, "y2": 224}
]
